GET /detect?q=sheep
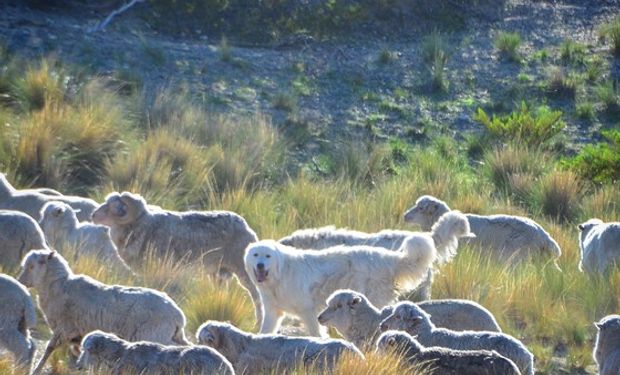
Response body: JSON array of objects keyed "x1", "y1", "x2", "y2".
[
  {"x1": 404, "y1": 195, "x2": 561, "y2": 265},
  {"x1": 196, "y1": 320, "x2": 363, "y2": 374},
  {"x1": 17, "y1": 249, "x2": 190, "y2": 375},
  {"x1": 578, "y1": 219, "x2": 620, "y2": 274},
  {"x1": 317, "y1": 290, "x2": 501, "y2": 350},
  {"x1": 0, "y1": 209, "x2": 48, "y2": 271},
  {"x1": 0, "y1": 274, "x2": 37, "y2": 372},
  {"x1": 380, "y1": 301, "x2": 534, "y2": 375},
  {"x1": 38, "y1": 201, "x2": 131, "y2": 274},
  {"x1": 0, "y1": 173, "x2": 97, "y2": 222},
  {"x1": 279, "y1": 211, "x2": 474, "y2": 302},
  {"x1": 91, "y1": 191, "x2": 262, "y2": 324},
  {"x1": 594, "y1": 315, "x2": 620, "y2": 375},
  {"x1": 76, "y1": 330, "x2": 235, "y2": 375},
  {"x1": 376, "y1": 330, "x2": 521, "y2": 375}
]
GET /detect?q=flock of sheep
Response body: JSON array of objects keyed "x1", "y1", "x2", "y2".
[{"x1": 0, "y1": 172, "x2": 619, "y2": 374}]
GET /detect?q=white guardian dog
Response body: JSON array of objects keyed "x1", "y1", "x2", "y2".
[{"x1": 244, "y1": 211, "x2": 471, "y2": 337}]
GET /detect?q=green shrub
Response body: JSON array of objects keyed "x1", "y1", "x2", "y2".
[
  {"x1": 595, "y1": 80, "x2": 620, "y2": 113},
  {"x1": 566, "y1": 130, "x2": 620, "y2": 184},
  {"x1": 575, "y1": 101, "x2": 596, "y2": 120},
  {"x1": 559, "y1": 39, "x2": 586, "y2": 65},
  {"x1": 600, "y1": 16, "x2": 620, "y2": 56},
  {"x1": 495, "y1": 31, "x2": 522, "y2": 63},
  {"x1": 474, "y1": 102, "x2": 566, "y2": 147},
  {"x1": 421, "y1": 30, "x2": 450, "y2": 92},
  {"x1": 546, "y1": 67, "x2": 580, "y2": 99}
]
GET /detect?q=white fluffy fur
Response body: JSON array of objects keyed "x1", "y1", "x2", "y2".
[
  {"x1": 404, "y1": 194, "x2": 561, "y2": 265},
  {"x1": 594, "y1": 315, "x2": 620, "y2": 375},
  {"x1": 0, "y1": 209, "x2": 48, "y2": 270},
  {"x1": 578, "y1": 219, "x2": 620, "y2": 274},
  {"x1": 244, "y1": 234, "x2": 436, "y2": 337}
]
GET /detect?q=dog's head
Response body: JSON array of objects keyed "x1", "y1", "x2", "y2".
[{"x1": 244, "y1": 240, "x2": 282, "y2": 284}]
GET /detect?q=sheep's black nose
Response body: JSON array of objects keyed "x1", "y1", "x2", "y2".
[{"x1": 257, "y1": 263, "x2": 265, "y2": 270}]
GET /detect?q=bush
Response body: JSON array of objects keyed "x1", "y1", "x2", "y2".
[
  {"x1": 566, "y1": 130, "x2": 620, "y2": 184},
  {"x1": 421, "y1": 30, "x2": 450, "y2": 92},
  {"x1": 559, "y1": 40, "x2": 586, "y2": 65},
  {"x1": 600, "y1": 16, "x2": 620, "y2": 56},
  {"x1": 474, "y1": 102, "x2": 566, "y2": 147},
  {"x1": 495, "y1": 31, "x2": 522, "y2": 63},
  {"x1": 530, "y1": 170, "x2": 583, "y2": 223},
  {"x1": 596, "y1": 80, "x2": 620, "y2": 113}
]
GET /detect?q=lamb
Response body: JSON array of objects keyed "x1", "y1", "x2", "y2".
[
  {"x1": 39, "y1": 201, "x2": 131, "y2": 274},
  {"x1": 17, "y1": 249, "x2": 190, "y2": 375},
  {"x1": 594, "y1": 315, "x2": 620, "y2": 375},
  {"x1": 376, "y1": 330, "x2": 521, "y2": 375},
  {"x1": 246, "y1": 212, "x2": 471, "y2": 337},
  {"x1": 0, "y1": 274, "x2": 37, "y2": 372},
  {"x1": 91, "y1": 191, "x2": 262, "y2": 324},
  {"x1": 380, "y1": 301, "x2": 534, "y2": 375},
  {"x1": 196, "y1": 320, "x2": 362, "y2": 374},
  {"x1": 76, "y1": 330, "x2": 234, "y2": 375},
  {"x1": 0, "y1": 209, "x2": 48, "y2": 270},
  {"x1": 279, "y1": 212, "x2": 474, "y2": 301},
  {"x1": 0, "y1": 173, "x2": 97, "y2": 222},
  {"x1": 317, "y1": 289, "x2": 501, "y2": 349},
  {"x1": 404, "y1": 195, "x2": 561, "y2": 265},
  {"x1": 578, "y1": 219, "x2": 620, "y2": 274}
]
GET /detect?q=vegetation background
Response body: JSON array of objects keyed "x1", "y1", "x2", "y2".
[{"x1": 1, "y1": 0, "x2": 620, "y2": 373}]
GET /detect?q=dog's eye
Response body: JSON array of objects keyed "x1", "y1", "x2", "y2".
[{"x1": 266, "y1": 254, "x2": 271, "y2": 258}]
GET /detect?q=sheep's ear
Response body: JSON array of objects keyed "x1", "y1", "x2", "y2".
[
  {"x1": 48, "y1": 251, "x2": 56, "y2": 260},
  {"x1": 595, "y1": 322, "x2": 603, "y2": 330},
  {"x1": 349, "y1": 296, "x2": 362, "y2": 306},
  {"x1": 578, "y1": 223, "x2": 585, "y2": 231},
  {"x1": 387, "y1": 336, "x2": 396, "y2": 346}
]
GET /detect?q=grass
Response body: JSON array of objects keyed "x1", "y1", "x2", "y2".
[
  {"x1": 495, "y1": 31, "x2": 522, "y2": 63},
  {"x1": 2, "y1": 52, "x2": 620, "y2": 375},
  {"x1": 600, "y1": 16, "x2": 620, "y2": 56},
  {"x1": 421, "y1": 30, "x2": 450, "y2": 92}
]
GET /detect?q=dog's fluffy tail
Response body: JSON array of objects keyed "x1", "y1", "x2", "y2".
[
  {"x1": 430, "y1": 210, "x2": 475, "y2": 263},
  {"x1": 395, "y1": 234, "x2": 437, "y2": 293}
]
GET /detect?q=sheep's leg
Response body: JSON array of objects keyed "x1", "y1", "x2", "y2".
[
  {"x1": 0, "y1": 329, "x2": 33, "y2": 370},
  {"x1": 31, "y1": 333, "x2": 61, "y2": 375},
  {"x1": 299, "y1": 310, "x2": 325, "y2": 337}
]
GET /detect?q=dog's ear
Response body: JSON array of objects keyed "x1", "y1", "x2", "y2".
[{"x1": 271, "y1": 244, "x2": 283, "y2": 280}]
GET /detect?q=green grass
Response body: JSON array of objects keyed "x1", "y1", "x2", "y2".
[
  {"x1": 600, "y1": 16, "x2": 620, "y2": 56},
  {"x1": 495, "y1": 31, "x2": 522, "y2": 63},
  {"x1": 2, "y1": 52, "x2": 620, "y2": 375}
]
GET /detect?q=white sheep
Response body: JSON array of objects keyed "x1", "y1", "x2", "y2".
[
  {"x1": 380, "y1": 301, "x2": 534, "y2": 375},
  {"x1": 196, "y1": 320, "x2": 363, "y2": 374},
  {"x1": 0, "y1": 173, "x2": 97, "y2": 222},
  {"x1": 317, "y1": 289, "x2": 501, "y2": 350},
  {"x1": 38, "y1": 201, "x2": 131, "y2": 274},
  {"x1": 404, "y1": 195, "x2": 561, "y2": 265},
  {"x1": 17, "y1": 249, "x2": 190, "y2": 375},
  {"x1": 594, "y1": 315, "x2": 620, "y2": 375},
  {"x1": 0, "y1": 274, "x2": 37, "y2": 372},
  {"x1": 376, "y1": 330, "x2": 521, "y2": 375},
  {"x1": 91, "y1": 191, "x2": 262, "y2": 324},
  {"x1": 578, "y1": 219, "x2": 620, "y2": 274},
  {"x1": 0, "y1": 209, "x2": 48, "y2": 270},
  {"x1": 76, "y1": 330, "x2": 234, "y2": 375}
]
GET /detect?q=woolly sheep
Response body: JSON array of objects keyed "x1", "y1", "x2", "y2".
[
  {"x1": 376, "y1": 330, "x2": 521, "y2": 375},
  {"x1": 380, "y1": 301, "x2": 534, "y2": 375},
  {"x1": 317, "y1": 289, "x2": 501, "y2": 350},
  {"x1": 196, "y1": 320, "x2": 363, "y2": 374},
  {"x1": 578, "y1": 219, "x2": 620, "y2": 274},
  {"x1": 17, "y1": 249, "x2": 190, "y2": 375},
  {"x1": 0, "y1": 173, "x2": 97, "y2": 222},
  {"x1": 0, "y1": 274, "x2": 37, "y2": 371},
  {"x1": 404, "y1": 195, "x2": 561, "y2": 265},
  {"x1": 91, "y1": 191, "x2": 262, "y2": 323},
  {"x1": 76, "y1": 330, "x2": 234, "y2": 375},
  {"x1": 594, "y1": 315, "x2": 620, "y2": 375},
  {"x1": 39, "y1": 201, "x2": 131, "y2": 274},
  {"x1": 279, "y1": 212, "x2": 474, "y2": 301},
  {"x1": 0, "y1": 209, "x2": 48, "y2": 270}
]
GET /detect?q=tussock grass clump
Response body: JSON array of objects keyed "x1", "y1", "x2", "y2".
[
  {"x1": 495, "y1": 31, "x2": 522, "y2": 63},
  {"x1": 483, "y1": 144, "x2": 550, "y2": 196},
  {"x1": 600, "y1": 16, "x2": 620, "y2": 56},
  {"x1": 560, "y1": 39, "x2": 586, "y2": 65},
  {"x1": 529, "y1": 169, "x2": 584, "y2": 223},
  {"x1": 421, "y1": 30, "x2": 450, "y2": 93},
  {"x1": 595, "y1": 80, "x2": 620, "y2": 113},
  {"x1": 546, "y1": 67, "x2": 580, "y2": 99}
]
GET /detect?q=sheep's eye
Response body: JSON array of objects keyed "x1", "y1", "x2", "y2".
[
  {"x1": 266, "y1": 254, "x2": 271, "y2": 258},
  {"x1": 253, "y1": 253, "x2": 258, "y2": 257},
  {"x1": 29, "y1": 264, "x2": 34, "y2": 270},
  {"x1": 395, "y1": 315, "x2": 401, "y2": 319},
  {"x1": 336, "y1": 303, "x2": 342, "y2": 309}
]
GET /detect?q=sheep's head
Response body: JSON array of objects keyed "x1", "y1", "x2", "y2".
[
  {"x1": 39, "y1": 201, "x2": 78, "y2": 234},
  {"x1": 92, "y1": 191, "x2": 147, "y2": 226},
  {"x1": 77, "y1": 331, "x2": 125, "y2": 371},
  {"x1": 594, "y1": 315, "x2": 620, "y2": 362},
  {"x1": 18, "y1": 249, "x2": 62, "y2": 287},
  {"x1": 380, "y1": 302, "x2": 430, "y2": 336},
  {"x1": 197, "y1": 321, "x2": 241, "y2": 361},
  {"x1": 578, "y1": 218, "x2": 604, "y2": 241},
  {"x1": 317, "y1": 290, "x2": 366, "y2": 333},
  {"x1": 376, "y1": 330, "x2": 420, "y2": 355},
  {"x1": 403, "y1": 195, "x2": 449, "y2": 230},
  {"x1": 244, "y1": 240, "x2": 282, "y2": 284}
]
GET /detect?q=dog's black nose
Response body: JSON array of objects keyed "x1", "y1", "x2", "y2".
[{"x1": 257, "y1": 263, "x2": 265, "y2": 270}]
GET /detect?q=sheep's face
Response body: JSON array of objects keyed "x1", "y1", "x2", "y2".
[
  {"x1": 39, "y1": 202, "x2": 77, "y2": 234},
  {"x1": 376, "y1": 331, "x2": 416, "y2": 355},
  {"x1": 380, "y1": 303, "x2": 427, "y2": 336},
  {"x1": 403, "y1": 195, "x2": 445, "y2": 229},
  {"x1": 244, "y1": 241, "x2": 281, "y2": 284},
  {"x1": 18, "y1": 250, "x2": 55, "y2": 287},
  {"x1": 92, "y1": 192, "x2": 145, "y2": 226},
  {"x1": 77, "y1": 331, "x2": 122, "y2": 371},
  {"x1": 594, "y1": 315, "x2": 620, "y2": 361},
  {"x1": 317, "y1": 291, "x2": 363, "y2": 331},
  {"x1": 197, "y1": 323, "x2": 223, "y2": 349}
]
